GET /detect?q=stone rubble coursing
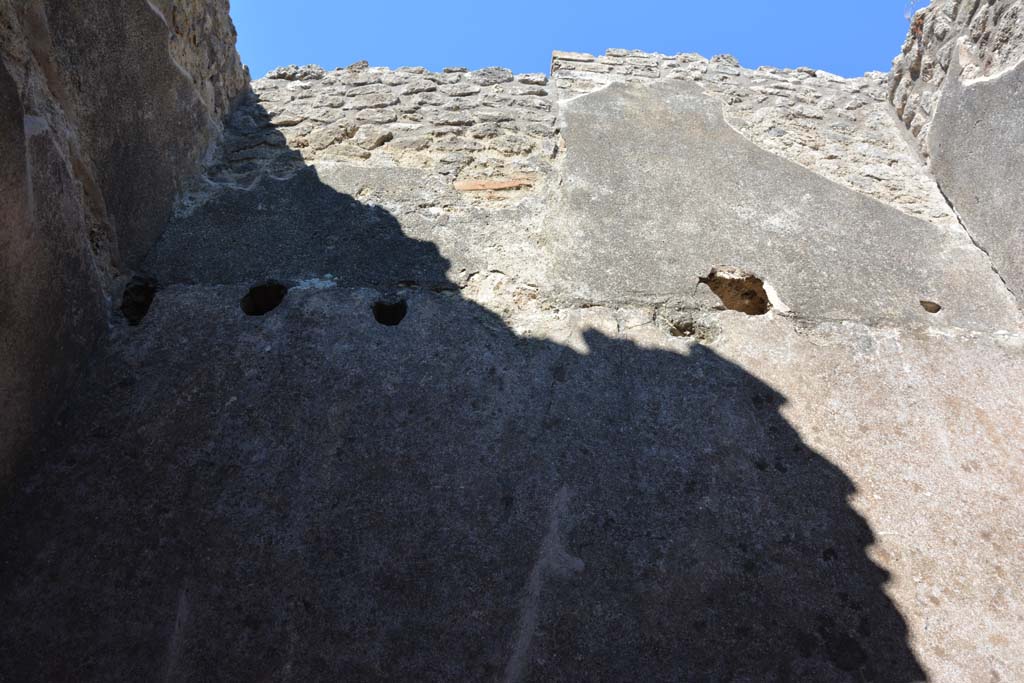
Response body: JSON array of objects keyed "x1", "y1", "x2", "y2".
[{"x1": 890, "y1": 0, "x2": 1024, "y2": 155}]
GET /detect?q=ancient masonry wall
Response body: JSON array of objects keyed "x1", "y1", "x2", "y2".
[
  {"x1": 889, "y1": 0, "x2": 1024, "y2": 305},
  {"x1": 204, "y1": 47, "x2": 957, "y2": 233},
  {"x1": 3, "y1": 0, "x2": 1016, "y2": 484},
  {"x1": 890, "y1": 0, "x2": 1024, "y2": 157},
  {"x1": 0, "y1": 0, "x2": 247, "y2": 483},
  {"x1": 173, "y1": 40, "x2": 1000, "y2": 338},
  {"x1": 550, "y1": 49, "x2": 957, "y2": 228},
  {"x1": 206, "y1": 62, "x2": 558, "y2": 199}
]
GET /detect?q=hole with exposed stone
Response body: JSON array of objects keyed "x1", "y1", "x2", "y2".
[
  {"x1": 699, "y1": 267, "x2": 772, "y2": 316},
  {"x1": 240, "y1": 282, "x2": 288, "y2": 316},
  {"x1": 920, "y1": 300, "x2": 942, "y2": 313},
  {"x1": 373, "y1": 299, "x2": 408, "y2": 326}
]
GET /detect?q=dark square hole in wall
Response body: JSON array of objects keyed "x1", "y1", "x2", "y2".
[
  {"x1": 121, "y1": 276, "x2": 158, "y2": 325},
  {"x1": 241, "y1": 282, "x2": 288, "y2": 316},
  {"x1": 373, "y1": 299, "x2": 407, "y2": 326}
]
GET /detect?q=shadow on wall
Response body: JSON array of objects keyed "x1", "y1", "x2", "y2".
[{"x1": 0, "y1": 94, "x2": 926, "y2": 682}]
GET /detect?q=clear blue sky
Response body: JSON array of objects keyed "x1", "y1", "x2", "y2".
[{"x1": 233, "y1": 1, "x2": 925, "y2": 80}]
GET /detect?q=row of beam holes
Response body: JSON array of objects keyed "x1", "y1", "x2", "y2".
[
  {"x1": 120, "y1": 279, "x2": 407, "y2": 326},
  {"x1": 239, "y1": 281, "x2": 408, "y2": 325},
  {"x1": 124, "y1": 272, "x2": 938, "y2": 324}
]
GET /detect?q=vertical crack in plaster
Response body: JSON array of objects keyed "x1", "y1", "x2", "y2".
[
  {"x1": 503, "y1": 486, "x2": 584, "y2": 683},
  {"x1": 934, "y1": 176, "x2": 1019, "y2": 308}
]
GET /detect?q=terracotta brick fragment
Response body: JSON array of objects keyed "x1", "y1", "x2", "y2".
[{"x1": 453, "y1": 177, "x2": 534, "y2": 191}]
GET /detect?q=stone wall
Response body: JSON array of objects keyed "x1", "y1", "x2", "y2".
[
  {"x1": 156, "y1": 60, "x2": 563, "y2": 304},
  {"x1": 214, "y1": 50, "x2": 960, "y2": 232},
  {"x1": 199, "y1": 62, "x2": 557, "y2": 198},
  {"x1": 177, "y1": 52, "x2": 951, "y2": 307},
  {"x1": 890, "y1": 0, "x2": 1024, "y2": 155},
  {"x1": 156, "y1": 45, "x2": 1016, "y2": 334},
  {"x1": 889, "y1": 0, "x2": 1024, "y2": 306},
  {"x1": 551, "y1": 49, "x2": 958, "y2": 229},
  {"x1": 0, "y1": 0, "x2": 246, "y2": 483},
  {"x1": 3, "y1": 35, "x2": 1023, "y2": 682}
]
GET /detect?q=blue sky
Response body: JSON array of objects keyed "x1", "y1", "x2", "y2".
[{"x1": 233, "y1": 1, "x2": 925, "y2": 80}]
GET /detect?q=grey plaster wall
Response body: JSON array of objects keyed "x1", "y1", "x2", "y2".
[{"x1": 930, "y1": 55, "x2": 1024, "y2": 302}]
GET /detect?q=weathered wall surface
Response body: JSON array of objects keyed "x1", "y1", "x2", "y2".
[
  {"x1": 0, "y1": 0, "x2": 246, "y2": 483},
  {"x1": 175, "y1": 50, "x2": 1016, "y2": 331},
  {"x1": 890, "y1": 0, "x2": 1023, "y2": 151},
  {"x1": 552, "y1": 50, "x2": 956, "y2": 229},
  {"x1": 930, "y1": 51, "x2": 1024, "y2": 303},
  {"x1": 1, "y1": 6, "x2": 1023, "y2": 681},
  {"x1": 890, "y1": 0, "x2": 1024, "y2": 303},
  {"x1": 53, "y1": 52, "x2": 1012, "y2": 680}
]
